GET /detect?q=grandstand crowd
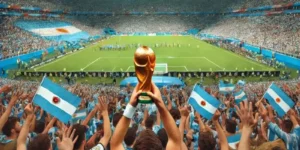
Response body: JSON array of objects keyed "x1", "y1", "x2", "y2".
[
  {"x1": 0, "y1": 17, "x2": 59, "y2": 60},
  {"x1": 0, "y1": 0, "x2": 300, "y2": 149},
  {"x1": 0, "y1": 77, "x2": 299, "y2": 150}
]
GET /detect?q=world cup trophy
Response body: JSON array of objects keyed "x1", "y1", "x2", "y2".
[{"x1": 134, "y1": 46, "x2": 156, "y2": 103}]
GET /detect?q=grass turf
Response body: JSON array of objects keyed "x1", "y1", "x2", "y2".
[{"x1": 33, "y1": 36, "x2": 274, "y2": 72}]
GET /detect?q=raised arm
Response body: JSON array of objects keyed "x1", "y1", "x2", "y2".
[
  {"x1": 235, "y1": 101, "x2": 258, "y2": 150},
  {"x1": 97, "y1": 96, "x2": 111, "y2": 148},
  {"x1": 81, "y1": 104, "x2": 98, "y2": 126},
  {"x1": 110, "y1": 85, "x2": 141, "y2": 150},
  {"x1": 147, "y1": 82, "x2": 181, "y2": 150},
  {"x1": 42, "y1": 117, "x2": 57, "y2": 134},
  {"x1": 17, "y1": 104, "x2": 34, "y2": 150},
  {"x1": 212, "y1": 110, "x2": 229, "y2": 150},
  {"x1": 0, "y1": 92, "x2": 18, "y2": 131},
  {"x1": 179, "y1": 106, "x2": 189, "y2": 150}
]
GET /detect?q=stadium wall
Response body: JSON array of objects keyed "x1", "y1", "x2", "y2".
[{"x1": 200, "y1": 33, "x2": 300, "y2": 70}]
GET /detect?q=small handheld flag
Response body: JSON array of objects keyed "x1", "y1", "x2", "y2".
[
  {"x1": 219, "y1": 80, "x2": 235, "y2": 93},
  {"x1": 234, "y1": 90, "x2": 247, "y2": 104},
  {"x1": 33, "y1": 77, "x2": 81, "y2": 123},
  {"x1": 227, "y1": 133, "x2": 241, "y2": 149},
  {"x1": 237, "y1": 80, "x2": 246, "y2": 86},
  {"x1": 263, "y1": 83, "x2": 295, "y2": 117},
  {"x1": 72, "y1": 109, "x2": 87, "y2": 124},
  {"x1": 188, "y1": 85, "x2": 220, "y2": 120}
]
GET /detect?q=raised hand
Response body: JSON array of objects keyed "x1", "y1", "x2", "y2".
[
  {"x1": 179, "y1": 106, "x2": 190, "y2": 118},
  {"x1": 235, "y1": 101, "x2": 259, "y2": 129},
  {"x1": 0, "y1": 85, "x2": 12, "y2": 93},
  {"x1": 128, "y1": 83, "x2": 142, "y2": 107},
  {"x1": 24, "y1": 103, "x2": 34, "y2": 115},
  {"x1": 212, "y1": 110, "x2": 221, "y2": 122},
  {"x1": 146, "y1": 82, "x2": 164, "y2": 105},
  {"x1": 56, "y1": 126, "x2": 78, "y2": 150},
  {"x1": 98, "y1": 96, "x2": 108, "y2": 112}
]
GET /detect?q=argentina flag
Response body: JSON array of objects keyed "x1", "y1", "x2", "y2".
[
  {"x1": 234, "y1": 90, "x2": 247, "y2": 104},
  {"x1": 219, "y1": 80, "x2": 235, "y2": 93},
  {"x1": 237, "y1": 80, "x2": 246, "y2": 86},
  {"x1": 227, "y1": 133, "x2": 241, "y2": 149},
  {"x1": 72, "y1": 109, "x2": 87, "y2": 124},
  {"x1": 188, "y1": 85, "x2": 220, "y2": 120},
  {"x1": 263, "y1": 83, "x2": 295, "y2": 117},
  {"x1": 33, "y1": 77, "x2": 81, "y2": 123}
]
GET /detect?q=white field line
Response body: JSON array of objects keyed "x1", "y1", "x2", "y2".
[
  {"x1": 82, "y1": 57, "x2": 102, "y2": 70},
  {"x1": 112, "y1": 66, "x2": 116, "y2": 72},
  {"x1": 126, "y1": 66, "x2": 134, "y2": 72},
  {"x1": 184, "y1": 66, "x2": 188, "y2": 71},
  {"x1": 35, "y1": 50, "x2": 83, "y2": 70},
  {"x1": 221, "y1": 49, "x2": 266, "y2": 68},
  {"x1": 203, "y1": 57, "x2": 223, "y2": 69}
]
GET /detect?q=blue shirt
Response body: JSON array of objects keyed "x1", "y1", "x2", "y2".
[{"x1": 268, "y1": 123, "x2": 300, "y2": 150}]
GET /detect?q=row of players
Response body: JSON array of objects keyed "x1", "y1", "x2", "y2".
[{"x1": 98, "y1": 43, "x2": 194, "y2": 50}]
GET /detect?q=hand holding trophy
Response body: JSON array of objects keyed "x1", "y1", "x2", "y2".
[{"x1": 134, "y1": 46, "x2": 156, "y2": 103}]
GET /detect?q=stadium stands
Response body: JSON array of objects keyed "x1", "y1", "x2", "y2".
[{"x1": 14, "y1": 20, "x2": 90, "y2": 42}]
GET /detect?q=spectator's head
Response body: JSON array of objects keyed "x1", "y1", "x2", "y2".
[
  {"x1": 133, "y1": 129, "x2": 163, "y2": 150},
  {"x1": 72, "y1": 124, "x2": 87, "y2": 150},
  {"x1": 113, "y1": 113, "x2": 122, "y2": 127},
  {"x1": 281, "y1": 119, "x2": 293, "y2": 133},
  {"x1": 170, "y1": 108, "x2": 181, "y2": 121},
  {"x1": 225, "y1": 119, "x2": 237, "y2": 134},
  {"x1": 34, "y1": 120, "x2": 45, "y2": 134},
  {"x1": 2, "y1": 117, "x2": 21, "y2": 138},
  {"x1": 256, "y1": 139, "x2": 286, "y2": 150},
  {"x1": 124, "y1": 127, "x2": 137, "y2": 147},
  {"x1": 145, "y1": 115, "x2": 156, "y2": 129},
  {"x1": 198, "y1": 131, "x2": 216, "y2": 150},
  {"x1": 157, "y1": 128, "x2": 168, "y2": 148},
  {"x1": 28, "y1": 134, "x2": 51, "y2": 150}
]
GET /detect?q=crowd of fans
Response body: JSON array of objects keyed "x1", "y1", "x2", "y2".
[
  {"x1": 1, "y1": 0, "x2": 298, "y2": 12},
  {"x1": 0, "y1": 16, "x2": 58, "y2": 60},
  {"x1": 202, "y1": 15, "x2": 300, "y2": 58},
  {"x1": 0, "y1": 77, "x2": 299, "y2": 150}
]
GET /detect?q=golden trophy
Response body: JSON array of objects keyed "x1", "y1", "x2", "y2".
[{"x1": 134, "y1": 46, "x2": 156, "y2": 103}]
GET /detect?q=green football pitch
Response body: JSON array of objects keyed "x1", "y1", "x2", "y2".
[{"x1": 33, "y1": 36, "x2": 274, "y2": 73}]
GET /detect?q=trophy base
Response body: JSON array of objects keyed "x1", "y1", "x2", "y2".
[{"x1": 138, "y1": 92, "x2": 153, "y2": 104}]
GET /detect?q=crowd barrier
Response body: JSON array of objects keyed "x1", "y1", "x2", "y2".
[
  {"x1": 1, "y1": 2, "x2": 300, "y2": 17},
  {"x1": 120, "y1": 76, "x2": 185, "y2": 88},
  {"x1": 19, "y1": 70, "x2": 281, "y2": 78},
  {"x1": 200, "y1": 33, "x2": 300, "y2": 70}
]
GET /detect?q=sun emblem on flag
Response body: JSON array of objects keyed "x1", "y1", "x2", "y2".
[
  {"x1": 225, "y1": 87, "x2": 230, "y2": 91},
  {"x1": 200, "y1": 100, "x2": 206, "y2": 106},
  {"x1": 73, "y1": 113, "x2": 77, "y2": 118},
  {"x1": 52, "y1": 96, "x2": 60, "y2": 104},
  {"x1": 56, "y1": 28, "x2": 69, "y2": 33},
  {"x1": 276, "y1": 98, "x2": 281, "y2": 103}
]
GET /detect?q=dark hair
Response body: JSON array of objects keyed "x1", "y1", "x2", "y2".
[
  {"x1": 145, "y1": 115, "x2": 156, "y2": 129},
  {"x1": 124, "y1": 127, "x2": 137, "y2": 147},
  {"x1": 169, "y1": 108, "x2": 180, "y2": 121},
  {"x1": 157, "y1": 128, "x2": 168, "y2": 148},
  {"x1": 34, "y1": 120, "x2": 45, "y2": 134},
  {"x1": 28, "y1": 134, "x2": 51, "y2": 150},
  {"x1": 226, "y1": 119, "x2": 237, "y2": 134},
  {"x1": 2, "y1": 117, "x2": 19, "y2": 136},
  {"x1": 72, "y1": 124, "x2": 87, "y2": 150},
  {"x1": 198, "y1": 131, "x2": 216, "y2": 150},
  {"x1": 113, "y1": 113, "x2": 122, "y2": 127},
  {"x1": 133, "y1": 129, "x2": 163, "y2": 150},
  {"x1": 282, "y1": 120, "x2": 293, "y2": 133}
]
